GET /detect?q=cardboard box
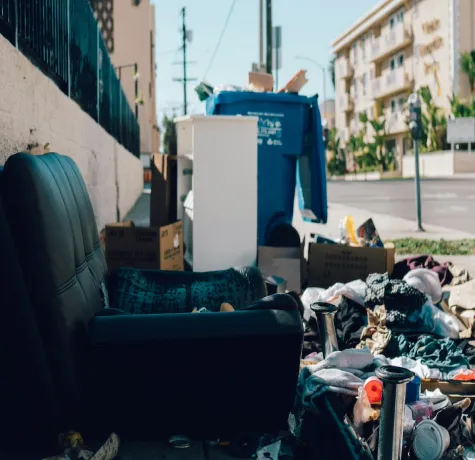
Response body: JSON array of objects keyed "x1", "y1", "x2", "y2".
[
  {"x1": 258, "y1": 242, "x2": 306, "y2": 293},
  {"x1": 248, "y1": 71, "x2": 274, "y2": 92},
  {"x1": 307, "y1": 243, "x2": 395, "y2": 289},
  {"x1": 150, "y1": 153, "x2": 177, "y2": 229},
  {"x1": 105, "y1": 221, "x2": 184, "y2": 273}
]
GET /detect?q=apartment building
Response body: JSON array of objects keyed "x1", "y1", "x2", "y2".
[
  {"x1": 91, "y1": 0, "x2": 159, "y2": 162},
  {"x1": 332, "y1": 0, "x2": 475, "y2": 162},
  {"x1": 320, "y1": 99, "x2": 336, "y2": 130}
]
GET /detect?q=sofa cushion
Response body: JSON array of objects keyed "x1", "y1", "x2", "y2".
[
  {"x1": 0, "y1": 153, "x2": 108, "y2": 412},
  {"x1": 107, "y1": 266, "x2": 268, "y2": 314}
]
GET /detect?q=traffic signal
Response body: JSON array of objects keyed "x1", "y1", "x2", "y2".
[{"x1": 323, "y1": 127, "x2": 329, "y2": 149}]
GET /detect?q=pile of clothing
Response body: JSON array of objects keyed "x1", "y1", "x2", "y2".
[
  {"x1": 296, "y1": 254, "x2": 475, "y2": 459},
  {"x1": 302, "y1": 255, "x2": 475, "y2": 381}
]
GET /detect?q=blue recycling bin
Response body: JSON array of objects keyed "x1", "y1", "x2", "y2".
[{"x1": 206, "y1": 91, "x2": 327, "y2": 246}]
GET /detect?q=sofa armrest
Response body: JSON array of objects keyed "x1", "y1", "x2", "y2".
[{"x1": 88, "y1": 306, "x2": 302, "y2": 345}]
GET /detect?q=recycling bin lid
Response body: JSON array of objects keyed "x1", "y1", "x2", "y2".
[{"x1": 210, "y1": 91, "x2": 313, "y2": 106}]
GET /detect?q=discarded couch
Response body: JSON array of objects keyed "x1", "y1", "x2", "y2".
[{"x1": 0, "y1": 153, "x2": 304, "y2": 453}]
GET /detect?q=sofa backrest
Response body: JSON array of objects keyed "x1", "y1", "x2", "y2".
[
  {"x1": 0, "y1": 153, "x2": 108, "y2": 414},
  {"x1": 0, "y1": 167, "x2": 60, "y2": 452}
]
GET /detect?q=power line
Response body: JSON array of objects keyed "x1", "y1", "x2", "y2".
[{"x1": 202, "y1": 0, "x2": 238, "y2": 80}]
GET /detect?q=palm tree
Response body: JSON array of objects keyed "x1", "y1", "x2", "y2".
[
  {"x1": 460, "y1": 51, "x2": 475, "y2": 93},
  {"x1": 419, "y1": 86, "x2": 447, "y2": 152},
  {"x1": 368, "y1": 118, "x2": 392, "y2": 171},
  {"x1": 449, "y1": 94, "x2": 473, "y2": 118},
  {"x1": 328, "y1": 56, "x2": 336, "y2": 90},
  {"x1": 326, "y1": 128, "x2": 345, "y2": 175}
]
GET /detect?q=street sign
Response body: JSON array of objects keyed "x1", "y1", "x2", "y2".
[
  {"x1": 273, "y1": 26, "x2": 282, "y2": 70},
  {"x1": 447, "y1": 117, "x2": 475, "y2": 144}
]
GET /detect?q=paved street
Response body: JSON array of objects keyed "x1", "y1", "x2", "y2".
[{"x1": 327, "y1": 178, "x2": 475, "y2": 234}]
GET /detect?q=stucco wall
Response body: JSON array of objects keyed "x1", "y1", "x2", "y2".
[
  {"x1": 402, "y1": 151, "x2": 475, "y2": 177},
  {"x1": 0, "y1": 34, "x2": 143, "y2": 230}
]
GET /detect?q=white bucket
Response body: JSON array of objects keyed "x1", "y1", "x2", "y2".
[{"x1": 412, "y1": 420, "x2": 450, "y2": 460}]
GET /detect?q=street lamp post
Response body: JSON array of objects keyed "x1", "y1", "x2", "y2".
[
  {"x1": 295, "y1": 55, "x2": 327, "y2": 106},
  {"x1": 115, "y1": 63, "x2": 139, "y2": 119}
]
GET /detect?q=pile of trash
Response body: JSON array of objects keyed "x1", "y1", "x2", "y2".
[
  {"x1": 195, "y1": 68, "x2": 308, "y2": 101},
  {"x1": 287, "y1": 220, "x2": 475, "y2": 459}
]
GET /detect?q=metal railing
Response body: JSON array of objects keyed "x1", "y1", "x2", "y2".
[{"x1": 0, "y1": 0, "x2": 140, "y2": 157}]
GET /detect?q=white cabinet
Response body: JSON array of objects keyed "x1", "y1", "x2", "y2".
[{"x1": 175, "y1": 115, "x2": 258, "y2": 272}]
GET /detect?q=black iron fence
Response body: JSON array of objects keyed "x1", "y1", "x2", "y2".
[{"x1": 0, "y1": 0, "x2": 140, "y2": 157}]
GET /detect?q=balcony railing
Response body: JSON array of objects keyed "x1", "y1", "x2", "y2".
[
  {"x1": 373, "y1": 66, "x2": 412, "y2": 99},
  {"x1": 340, "y1": 92, "x2": 354, "y2": 112},
  {"x1": 339, "y1": 58, "x2": 354, "y2": 80},
  {"x1": 386, "y1": 110, "x2": 408, "y2": 134},
  {"x1": 0, "y1": 0, "x2": 140, "y2": 157},
  {"x1": 371, "y1": 22, "x2": 412, "y2": 62}
]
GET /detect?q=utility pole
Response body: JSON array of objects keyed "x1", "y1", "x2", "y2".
[
  {"x1": 258, "y1": 0, "x2": 263, "y2": 69},
  {"x1": 181, "y1": 7, "x2": 188, "y2": 115},
  {"x1": 265, "y1": 0, "x2": 272, "y2": 75},
  {"x1": 173, "y1": 7, "x2": 197, "y2": 116}
]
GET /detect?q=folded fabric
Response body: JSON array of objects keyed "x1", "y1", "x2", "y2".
[
  {"x1": 335, "y1": 296, "x2": 368, "y2": 350},
  {"x1": 357, "y1": 306, "x2": 392, "y2": 355},
  {"x1": 407, "y1": 301, "x2": 461, "y2": 339},
  {"x1": 394, "y1": 335, "x2": 469, "y2": 373},
  {"x1": 392, "y1": 255, "x2": 454, "y2": 286},
  {"x1": 389, "y1": 356, "x2": 441, "y2": 380},
  {"x1": 313, "y1": 348, "x2": 374, "y2": 372},
  {"x1": 365, "y1": 272, "x2": 427, "y2": 312},
  {"x1": 299, "y1": 366, "x2": 364, "y2": 399},
  {"x1": 301, "y1": 281, "x2": 366, "y2": 322},
  {"x1": 404, "y1": 268, "x2": 442, "y2": 304}
]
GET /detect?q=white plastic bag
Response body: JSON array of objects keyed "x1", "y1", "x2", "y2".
[
  {"x1": 353, "y1": 387, "x2": 378, "y2": 436},
  {"x1": 404, "y1": 269, "x2": 442, "y2": 304}
]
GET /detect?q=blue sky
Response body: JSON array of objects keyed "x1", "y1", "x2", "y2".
[{"x1": 153, "y1": 0, "x2": 378, "y2": 125}]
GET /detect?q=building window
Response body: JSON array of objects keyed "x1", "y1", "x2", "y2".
[
  {"x1": 398, "y1": 97, "x2": 406, "y2": 109},
  {"x1": 390, "y1": 53, "x2": 404, "y2": 71},
  {"x1": 391, "y1": 99, "x2": 397, "y2": 113},
  {"x1": 353, "y1": 77, "x2": 358, "y2": 99},
  {"x1": 389, "y1": 8, "x2": 404, "y2": 28},
  {"x1": 362, "y1": 36, "x2": 366, "y2": 61},
  {"x1": 414, "y1": 0, "x2": 419, "y2": 18},
  {"x1": 362, "y1": 73, "x2": 367, "y2": 95},
  {"x1": 352, "y1": 42, "x2": 357, "y2": 64}
]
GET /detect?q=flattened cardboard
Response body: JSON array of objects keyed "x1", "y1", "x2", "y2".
[
  {"x1": 159, "y1": 221, "x2": 184, "y2": 271},
  {"x1": 248, "y1": 71, "x2": 274, "y2": 92},
  {"x1": 307, "y1": 243, "x2": 395, "y2": 289},
  {"x1": 105, "y1": 221, "x2": 183, "y2": 272},
  {"x1": 258, "y1": 244, "x2": 304, "y2": 293}
]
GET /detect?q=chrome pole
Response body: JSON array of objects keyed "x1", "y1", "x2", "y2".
[
  {"x1": 310, "y1": 302, "x2": 339, "y2": 358},
  {"x1": 376, "y1": 366, "x2": 415, "y2": 460}
]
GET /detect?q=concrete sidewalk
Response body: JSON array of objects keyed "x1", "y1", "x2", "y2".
[
  {"x1": 292, "y1": 200, "x2": 475, "y2": 274},
  {"x1": 293, "y1": 201, "x2": 475, "y2": 241}
]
